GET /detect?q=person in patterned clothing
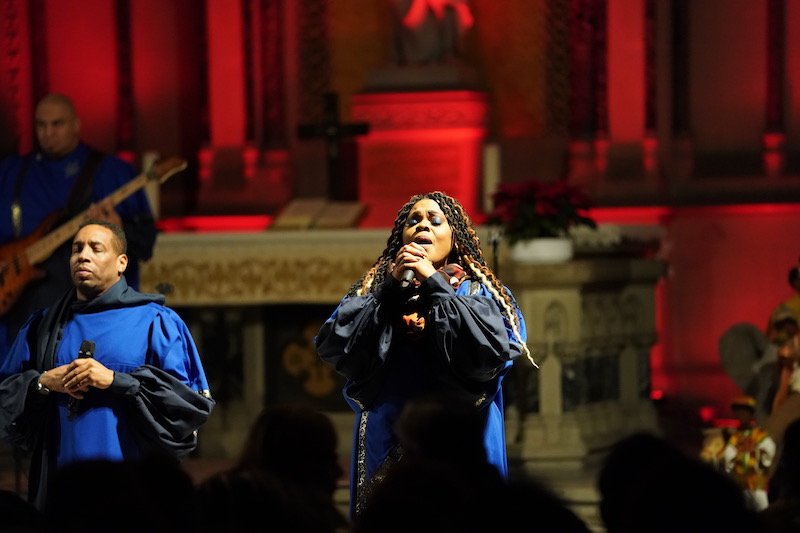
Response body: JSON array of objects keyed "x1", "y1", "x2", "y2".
[{"x1": 721, "y1": 394, "x2": 776, "y2": 511}]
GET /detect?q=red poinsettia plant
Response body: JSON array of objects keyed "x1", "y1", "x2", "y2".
[{"x1": 486, "y1": 179, "x2": 597, "y2": 245}]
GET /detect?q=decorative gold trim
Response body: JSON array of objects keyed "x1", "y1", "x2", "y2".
[{"x1": 140, "y1": 230, "x2": 388, "y2": 306}]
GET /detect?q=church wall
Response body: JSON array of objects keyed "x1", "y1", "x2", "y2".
[
  {"x1": 45, "y1": 0, "x2": 119, "y2": 154},
  {"x1": 607, "y1": 0, "x2": 645, "y2": 144},
  {"x1": 788, "y1": 1, "x2": 800, "y2": 162},
  {"x1": 0, "y1": 0, "x2": 34, "y2": 154},
  {"x1": 130, "y1": 0, "x2": 184, "y2": 159},
  {"x1": 657, "y1": 206, "x2": 800, "y2": 410},
  {"x1": 0, "y1": 0, "x2": 799, "y2": 418},
  {"x1": 690, "y1": 0, "x2": 766, "y2": 153},
  {"x1": 131, "y1": 0, "x2": 188, "y2": 160},
  {"x1": 205, "y1": 0, "x2": 246, "y2": 147}
]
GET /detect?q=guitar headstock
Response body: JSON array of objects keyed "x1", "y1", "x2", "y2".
[{"x1": 146, "y1": 156, "x2": 188, "y2": 184}]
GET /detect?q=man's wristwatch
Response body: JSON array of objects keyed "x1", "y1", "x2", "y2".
[{"x1": 36, "y1": 371, "x2": 51, "y2": 395}]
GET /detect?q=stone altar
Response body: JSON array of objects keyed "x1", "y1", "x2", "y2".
[{"x1": 139, "y1": 230, "x2": 666, "y2": 470}]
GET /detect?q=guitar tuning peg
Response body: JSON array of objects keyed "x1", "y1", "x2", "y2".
[{"x1": 142, "y1": 150, "x2": 160, "y2": 173}]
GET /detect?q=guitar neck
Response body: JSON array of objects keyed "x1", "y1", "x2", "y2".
[{"x1": 25, "y1": 172, "x2": 149, "y2": 265}]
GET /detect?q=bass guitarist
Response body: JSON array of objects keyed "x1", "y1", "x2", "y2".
[{"x1": 0, "y1": 93, "x2": 156, "y2": 359}]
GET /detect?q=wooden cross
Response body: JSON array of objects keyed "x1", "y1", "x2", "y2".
[{"x1": 297, "y1": 92, "x2": 370, "y2": 201}]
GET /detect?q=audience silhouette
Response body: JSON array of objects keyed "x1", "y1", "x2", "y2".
[
  {"x1": 235, "y1": 403, "x2": 344, "y2": 499},
  {"x1": 598, "y1": 431, "x2": 768, "y2": 533},
  {"x1": 0, "y1": 488, "x2": 44, "y2": 532},
  {"x1": 196, "y1": 467, "x2": 336, "y2": 533},
  {"x1": 393, "y1": 392, "x2": 503, "y2": 482},
  {"x1": 761, "y1": 417, "x2": 800, "y2": 532},
  {"x1": 18, "y1": 400, "x2": 796, "y2": 532},
  {"x1": 352, "y1": 392, "x2": 591, "y2": 532},
  {"x1": 197, "y1": 403, "x2": 348, "y2": 532},
  {"x1": 44, "y1": 455, "x2": 198, "y2": 533}
]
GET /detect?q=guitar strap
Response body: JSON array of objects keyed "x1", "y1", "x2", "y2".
[
  {"x1": 10, "y1": 147, "x2": 105, "y2": 237},
  {"x1": 64, "y1": 147, "x2": 105, "y2": 217}
]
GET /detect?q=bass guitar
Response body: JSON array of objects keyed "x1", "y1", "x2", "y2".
[{"x1": 0, "y1": 156, "x2": 187, "y2": 317}]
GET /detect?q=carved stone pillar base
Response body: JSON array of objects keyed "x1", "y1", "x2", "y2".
[{"x1": 351, "y1": 90, "x2": 488, "y2": 227}]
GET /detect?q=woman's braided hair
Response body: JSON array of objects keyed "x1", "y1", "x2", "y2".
[{"x1": 347, "y1": 191, "x2": 533, "y2": 364}]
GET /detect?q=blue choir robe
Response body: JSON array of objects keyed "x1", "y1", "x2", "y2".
[
  {"x1": 315, "y1": 272, "x2": 527, "y2": 517},
  {"x1": 0, "y1": 277, "x2": 213, "y2": 509}
]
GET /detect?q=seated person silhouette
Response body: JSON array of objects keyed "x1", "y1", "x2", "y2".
[{"x1": 718, "y1": 309, "x2": 799, "y2": 423}]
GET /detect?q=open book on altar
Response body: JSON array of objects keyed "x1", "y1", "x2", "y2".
[{"x1": 270, "y1": 198, "x2": 366, "y2": 230}]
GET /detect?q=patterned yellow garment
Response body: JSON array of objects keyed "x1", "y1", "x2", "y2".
[{"x1": 723, "y1": 425, "x2": 775, "y2": 491}]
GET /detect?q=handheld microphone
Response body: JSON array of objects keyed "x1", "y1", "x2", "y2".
[
  {"x1": 67, "y1": 340, "x2": 95, "y2": 421},
  {"x1": 400, "y1": 269, "x2": 415, "y2": 289},
  {"x1": 78, "y1": 340, "x2": 95, "y2": 359}
]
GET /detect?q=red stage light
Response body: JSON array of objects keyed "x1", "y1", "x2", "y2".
[{"x1": 697, "y1": 405, "x2": 717, "y2": 424}]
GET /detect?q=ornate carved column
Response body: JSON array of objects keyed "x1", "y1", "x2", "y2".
[
  {"x1": 297, "y1": 0, "x2": 331, "y2": 125},
  {"x1": 195, "y1": 0, "x2": 289, "y2": 214},
  {"x1": 567, "y1": 0, "x2": 606, "y2": 189},
  {"x1": 763, "y1": 0, "x2": 786, "y2": 177},
  {"x1": 0, "y1": 0, "x2": 31, "y2": 152},
  {"x1": 28, "y1": 0, "x2": 46, "y2": 101},
  {"x1": 258, "y1": 0, "x2": 287, "y2": 150},
  {"x1": 643, "y1": 0, "x2": 660, "y2": 182},
  {"x1": 0, "y1": 0, "x2": 45, "y2": 154},
  {"x1": 242, "y1": 0, "x2": 289, "y2": 189},
  {"x1": 670, "y1": 0, "x2": 693, "y2": 182},
  {"x1": 592, "y1": 0, "x2": 608, "y2": 177}
]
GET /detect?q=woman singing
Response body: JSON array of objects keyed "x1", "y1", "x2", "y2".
[{"x1": 315, "y1": 191, "x2": 533, "y2": 518}]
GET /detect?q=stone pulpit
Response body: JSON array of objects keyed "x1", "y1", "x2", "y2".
[{"x1": 501, "y1": 256, "x2": 667, "y2": 473}]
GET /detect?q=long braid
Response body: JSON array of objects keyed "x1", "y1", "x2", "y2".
[
  {"x1": 348, "y1": 191, "x2": 535, "y2": 366},
  {"x1": 465, "y1": 260, "x2": 536, "y2": 367}
]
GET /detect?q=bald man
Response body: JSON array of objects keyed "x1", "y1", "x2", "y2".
[{"x1": 0, "y1": 93, "x2": 156, "y2": 359}]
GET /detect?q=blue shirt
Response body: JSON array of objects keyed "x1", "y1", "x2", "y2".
[{"x1": 0, "y1": 143, "x2": 155, "y2": 357}]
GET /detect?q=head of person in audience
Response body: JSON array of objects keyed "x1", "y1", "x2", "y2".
[
  {"x1": 394, "y1": 391, "x2": 490, "y2": 471},
  {"x1": 236, "y1": 403, "x2": 343, "y2": 496},
  {"x1": 598, "y1": 431, "x2": 762, "y2": 533},
  {"x1": 770, "y1": 305, "x2": 799, "y2": 346},
  {"x1": 729, "y1": 395, "x2": 759, "y2": 428}
]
